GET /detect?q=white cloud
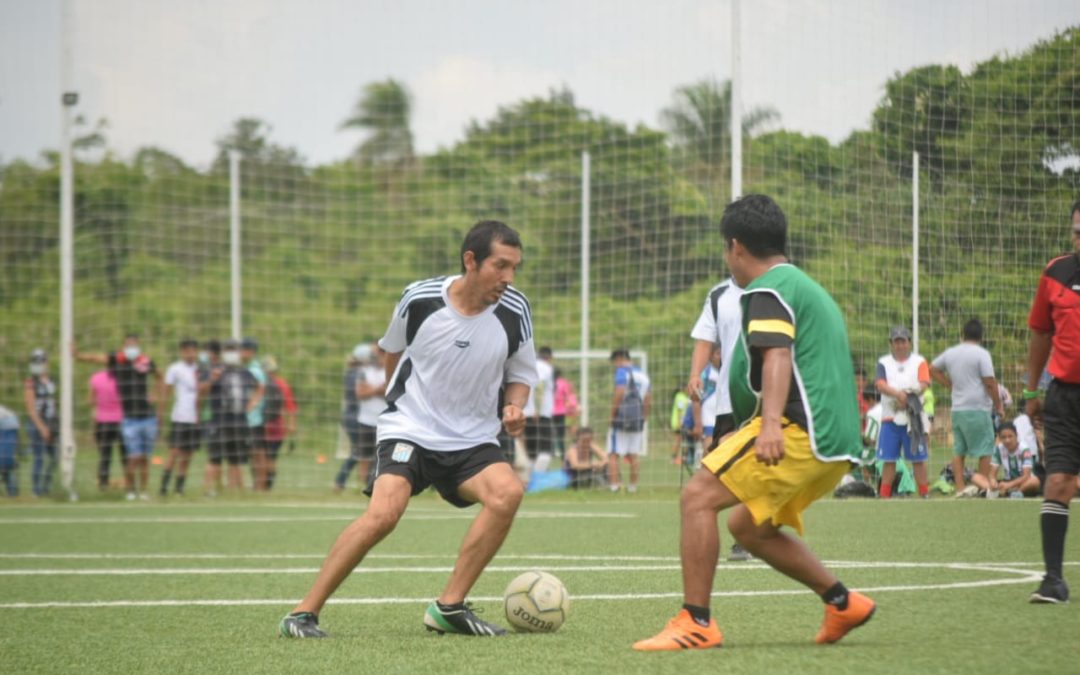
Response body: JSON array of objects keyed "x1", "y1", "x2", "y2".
[{"x1": 412, "y1": 55, "x2": 562, "y2": 152}]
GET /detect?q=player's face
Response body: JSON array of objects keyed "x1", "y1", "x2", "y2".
[
  {"x1": 180, "y1": 346, "x2": 197, "y2": 363},
  {"x1": 1072, "y1": 209, "x2": 1080, "y2": 254},
  {"x1": 710, "y1": 347, "x2": 722, "y2": 367},
  {"x1": 999, "y1": 428, "x2": 1018, "y2": 452},
  {"x1": 724, "y1": 239, "x2": 751, "y2": 287},
  {"x1": 471, "y1": 241, "x2": 522, "y2": 305},
  {"x1": 891, "y1": 337, "x2": 911, "y2": 360}
]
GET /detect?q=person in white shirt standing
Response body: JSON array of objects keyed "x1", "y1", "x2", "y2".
[
  {"x1": 874, "y1": 326, "x2": 931, "y2": 499},
  {"x1": 160, "y1": 339, "x2": 201, "y2": 496},
  {"x1": 608, "y1": 348, "x2": 652, "y2": 493},
  {"x1": 522, "y1": 346, "x2": 556, "y2": 464},
  {"x1": 688, "y1": 276, "x2": 751, "y2": 560},
  {"x1": 929, "y1": 318, "x2": 1005, "y2": 496},
  {"x1": 281, "y1": 220, "x2": 537, "y2": 639}
]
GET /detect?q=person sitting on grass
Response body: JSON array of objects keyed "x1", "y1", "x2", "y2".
[
  {"x1": 971, "y1": 421, "x2": 1040, "y2": 498},
  {"x1": 565, "y1": 427, "x2": 607, "y2": 489}
]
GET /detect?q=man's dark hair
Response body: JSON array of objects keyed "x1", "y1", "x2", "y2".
[
  {"x1": 1071, "y1": 199, "x2": 1080, "y2": 218},
  {"x1": 538, "y1": 346, "x2": 553, "y2": 360},
  {"x1": 720, "y1": 194, "x2": 788, "y2": 258},
  {"x1": 610, "y1": 348, "x2": 631, "y2": 361},
  {"x1": 460, "y1": 220, "x2": 522, "y2": 272},
  {"x1": 179, "y1": 338, "x2": 198, "y2": 350},
  {"x1": 577, "y1": 426, "x2": 593, "y2": 437},
  {"x1": 998, "y1": 421, "x2": 1017, "y2": 435},
  {"x1": 125, "y1": 332, "x2": 139, "y2": 341},
  {"x1": 203, "y1": 339, "x2": 222, "y2": 355},
  {"x1": 962, "y1": 318, "x2": 984, "y2": 342}
]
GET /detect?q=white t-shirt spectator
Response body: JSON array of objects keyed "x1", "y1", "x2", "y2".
[
  {"x1": 377, "y1": 275, "x2": 538, "y2": 451},
  {"x1": 1013, "y1": 414, "x2": 1040, "y2": 461},
  {"x1": 357, "y1": 364, "x2": 387, "y2": 428},
  {"x1": 524, "y1": 358, "x2": 555, "y2": 418},
  {"x1": 876, "y1": 354, "x2": 929, "y2": 421},
  {"x1": 699, "y1": 362, "x2": 722, "y2": 426},
  {"x1": 931, "y1": 342, "x2": 995, "y2": 412},
  {"x1": 165, "y1": 360, "x2": 200, "y2": 424},
  {"x1": 690, "y1": 277, "x2": 743, "y2": 416}
]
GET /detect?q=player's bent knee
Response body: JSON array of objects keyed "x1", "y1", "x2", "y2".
[{"x1": 485, "y1": 482, "x2": 524, "y2": 515}]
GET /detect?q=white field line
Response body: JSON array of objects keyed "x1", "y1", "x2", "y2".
[
  {"x1": 0, "y1": 511, "x2": 634, "y2": 525},
  {"x1": 0, "y1": 553, "x2": 682, "y2": 561},
  {"x1": 1, "y1": 560, "x2": 1065, "y2": 577},
  {"x1": 0, "y1": 573, "x2": 1044, "y2": 610}
]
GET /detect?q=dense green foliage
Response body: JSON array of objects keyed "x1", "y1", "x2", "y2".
[{"x1": 1, "y1": 27, "x2": 1077, "y2": 464}]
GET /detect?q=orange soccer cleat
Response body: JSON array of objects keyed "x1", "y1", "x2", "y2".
[
  {"x1": 632, "y1": 609, "x2": 724, "y2": 651},
  {"x1": 815, "y1": 591, "x2": 876, "y2": 644}
]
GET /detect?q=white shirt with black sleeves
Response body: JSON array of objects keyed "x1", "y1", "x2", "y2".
[
  {"x1": 377, "y1": 275, "x2": 538, "y2": 451},
  {"x1": 690, "y1": 277, "x2": 744, "y2": 416}
]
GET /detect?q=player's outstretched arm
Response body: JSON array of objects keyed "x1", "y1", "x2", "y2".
[{"x1": 755, "y1": 346, "x2": 793, "y2": 466}]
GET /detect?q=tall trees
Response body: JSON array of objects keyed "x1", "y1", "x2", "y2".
[{"x1": 340, "y1": 79, "x2": 414, "y2": 166}]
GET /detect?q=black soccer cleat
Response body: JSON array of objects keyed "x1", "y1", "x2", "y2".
[
  {"x1": 279, "y1": 611, "x2": 329, "y2": 638},
  {"x1": 1029, "y1": 575, "x2": 1070, "y2": 604},
  {"x1": 423, "y1": 601, "x2": 507, "y2": 636}
]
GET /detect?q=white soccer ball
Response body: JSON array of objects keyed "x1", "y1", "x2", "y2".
[{"x1": 503, "y1": 571, "x2": 570, "y2": 633}]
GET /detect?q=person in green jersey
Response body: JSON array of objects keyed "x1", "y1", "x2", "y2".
[{"x1": 634, "y1": 195, "x2": 876, "y2": 652}]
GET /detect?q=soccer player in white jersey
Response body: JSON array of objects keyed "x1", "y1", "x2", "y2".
[
  {"x1": 280, "y1": 221, "x2": 537, "y2": 638},
  {"x1": 688, "y1": 276, "x2": 752, "y2": 561}
]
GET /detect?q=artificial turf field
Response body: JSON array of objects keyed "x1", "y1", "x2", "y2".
[{"x1": 1, "y1": 491, "x2": 1077, "y2": 674}]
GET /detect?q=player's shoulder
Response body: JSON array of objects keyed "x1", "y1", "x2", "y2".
[
  {"x1": 497, "y1": 285, "x2": 532, "y2": 317},
  {"x1": 1043, "y1": 254, "x2": 1079, "y2": 280},
  {"x1": 396, "y1": 276, "x2": 448, "y2": 312}
]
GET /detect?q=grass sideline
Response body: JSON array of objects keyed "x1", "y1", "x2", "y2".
[{"x1": 0, "y1": 494, "x2": 1077, "y2": 674}]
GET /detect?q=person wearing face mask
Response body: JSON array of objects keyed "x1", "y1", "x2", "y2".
[
  {"x1": 160, "y1": 339, "x2": 201, "y2": 496},
  {"x1": 205, "y1": 339, "x2": 259, "y2": 493},
  {"x1": 75, "y1": 334, "x2": 164, "y2": 501},
  {"x1": 23, "y1": 349, "x2": 58, "y2": 497}
]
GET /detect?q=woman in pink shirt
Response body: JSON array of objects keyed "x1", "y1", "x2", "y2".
[
  {"x1": 552, "y1": 369, "x2": 579, "y2": 457},
  {"x1": 89, "y1": 369, "x2": 128, "y2": 491}
]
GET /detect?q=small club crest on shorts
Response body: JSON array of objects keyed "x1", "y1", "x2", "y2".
[{"x1": 391, "y1": 442, "x2": 415, "y2": 463}]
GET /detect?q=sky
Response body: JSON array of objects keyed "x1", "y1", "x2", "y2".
[{"x1": 1, "y1": 0, "x2": 1078, "y2": 169}]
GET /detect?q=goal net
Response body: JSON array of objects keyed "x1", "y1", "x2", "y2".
[{"x1": 0, "y1": 2, "x2": 1077, "y2": 496}]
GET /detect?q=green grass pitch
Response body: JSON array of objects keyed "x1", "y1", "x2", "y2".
[{"x1": 1, "y1": 492, "x2": 1077, "y2": 674}]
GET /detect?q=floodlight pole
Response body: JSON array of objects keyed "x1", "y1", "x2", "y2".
[
  {"x1": 580, "y1": 150, "x2": 591, "y2": 427},
  {"x1": 730, "y1": 0, "x2": 743, "y2": 200},
  {"x1": 59, "y1": 0, "x2": 77, "y2": 499},
  {"x1": 912, "y1": 151, "x2": 920, "y2": 354},
  {"x1": 229, "y1": 151, "x2": 242, "y2": 340}
]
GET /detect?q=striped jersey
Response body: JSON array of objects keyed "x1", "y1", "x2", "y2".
[
  {"x1": 377, "y1": 275, "x2": 538, "y2": 451},
  {"x1": 690, "y1": 277, "x2": 744, "y2": 415}
]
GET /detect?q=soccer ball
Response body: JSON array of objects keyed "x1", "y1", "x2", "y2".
[{"x1": 503, "y1": 571, "x2": 570, "y2": 633}]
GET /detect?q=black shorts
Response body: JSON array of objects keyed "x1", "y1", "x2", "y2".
[
  {"x1": 248, "y1": 424, "x2": 265, "y2": 451},
  {"x1": 709, "y1": 413, "x2": 736, "y2": 451},
  {"x1": 209, "y1": 418, "x2": 250, "y2": 466},
  {"x1": 94, "y1": 422, "x2": 125, "y2": 455},
  {"x1": 265, "y1": 439, "x2": 284, "y2": 460},
  {"x1": 353, "y1": 424, "x2": 377, "y2": 461},
  {"x1": 364, "y1": 440, "x2": 508, "y2": 508},
  {"x1": 169, "y1": 422, "x2": 202, "y2": 453},
  {"x1": 524, "y1": 417, "x2": 554, "y2": 459},
  {"x1": 1043, "y1": 379, "x2": 1080, "y2": 476}
]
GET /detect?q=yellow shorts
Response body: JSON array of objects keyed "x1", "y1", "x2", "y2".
[{"x1": 701, "y1": 417, "x2": 848, "y2": 535}]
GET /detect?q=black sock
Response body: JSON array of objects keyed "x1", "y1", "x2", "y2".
[
  {"x1": 175, "y1": 475, "x2": 186, "y2": 494},
  {"x1": 1041, "y1": 500, "x2": 1070, "y2": 580},
  {"x1": 159, "y1": 470, "x2": 172, "y2": 494},
  {"x1": 267, "y1": 471, "x2": 276, "y2": 490},
  {"x1": 821, "y1": 582, "x2": 849, "y2": 610},
  {"x1": 437, "y1": 601, "x2": 465, "y2": 613},
  {"x1": 682, "y1": 603, "x2": 710, "y2": 627}
]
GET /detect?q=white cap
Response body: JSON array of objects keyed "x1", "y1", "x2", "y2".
[{"x1": 351, "y1": 344, "x2": 373, "y2": 362}]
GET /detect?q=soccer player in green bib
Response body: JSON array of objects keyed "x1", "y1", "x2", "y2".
[{"x1": 635, "y1": 194, "x2": 876, "y2": 651}]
